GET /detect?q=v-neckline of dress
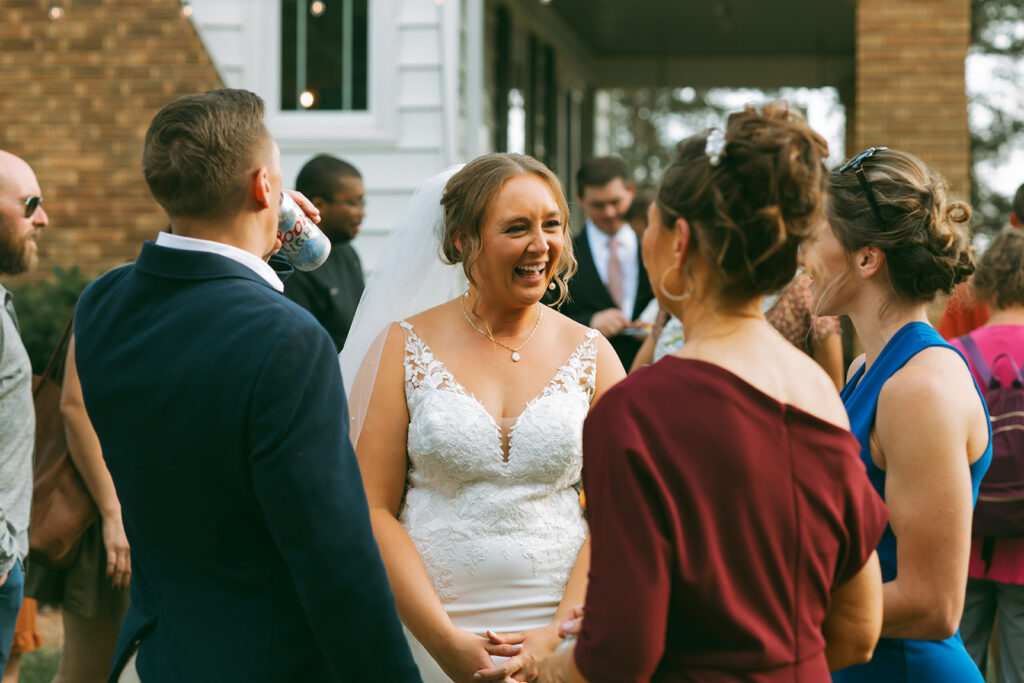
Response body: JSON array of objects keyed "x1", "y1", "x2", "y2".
[{"x1": 400, "y1": 321, "x2": 595, "y2": 462}]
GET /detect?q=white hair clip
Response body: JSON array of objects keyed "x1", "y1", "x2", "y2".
[{"x1": 705, "y1": 128, "x2": 726, "y2": 167}]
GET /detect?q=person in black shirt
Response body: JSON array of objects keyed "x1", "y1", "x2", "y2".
[{"x1": 284, "y1": 154, "x2": 366, "y2": 351}]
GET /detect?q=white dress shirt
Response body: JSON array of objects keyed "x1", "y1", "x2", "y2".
[
  {"x1": 155, "y1": 232, "x2": 284, "y2": 293},
  {"x1": 585, "y1": 220, "x2": 639, "y2": 319}
]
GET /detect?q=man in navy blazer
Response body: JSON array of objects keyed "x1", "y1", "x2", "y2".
[
  {"x1": 73, "y1": 89, "x2": 420, "y2": 683},
  {"x1": 552, "y1": 157, "x2": 653, "y2": 368}
]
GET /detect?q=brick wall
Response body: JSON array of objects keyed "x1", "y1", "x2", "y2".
[
  {"x1": 855, "y1": 0, "x2": 971, "y2": 195},
  {"x1": 0, "y1": 0, "x2": 223, "y2": 283}
]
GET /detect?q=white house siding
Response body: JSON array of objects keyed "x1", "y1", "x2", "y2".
[
  {"x1": 186, "y1": 1, "x2": 248, "y2": 88},
  {"x1": 187, "y1": 0, "x2": 461, "y2": 272},
  {"x1": 185, "y1": 0, "x2": 599, "y2": 269}
]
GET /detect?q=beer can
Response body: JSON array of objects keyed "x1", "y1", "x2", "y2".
[{"x1": 277, "y1": 192, "x2": 332, "y2": 271}]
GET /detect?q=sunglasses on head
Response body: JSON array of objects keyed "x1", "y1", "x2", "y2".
[
  {"x1": 839, "y1": 147, "x2": 888, "y2": 231},
  {"x1": 0, "y1": 196, "x2": 42, "y2": 219}
]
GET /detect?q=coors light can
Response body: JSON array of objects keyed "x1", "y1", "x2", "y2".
[{"x1": 277, "y1": 192, "x2": 332, "y2": 271}]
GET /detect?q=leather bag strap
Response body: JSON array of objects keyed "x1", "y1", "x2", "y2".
[{"x1": 35, "y1": 311, "x2": 75, "y2": 398}]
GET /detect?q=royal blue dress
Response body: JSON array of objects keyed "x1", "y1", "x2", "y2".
[{"x1": 832, "y1": 322, "x2": 991, "y2": 682}]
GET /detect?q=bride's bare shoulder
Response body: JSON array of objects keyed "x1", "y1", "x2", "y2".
[
  {"x1": 545, "y1": 306, "x2": 589, "y2": 336},
  {"x1": 397, "y1": 299, "x2": 466, "y2": 342},
  {"x1": 402, "y1": 298, "x2": 462, "y2": 332}
]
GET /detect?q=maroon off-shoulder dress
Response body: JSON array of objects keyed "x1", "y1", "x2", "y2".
[{"x1": 575, "y1": 358, "x2": 888, "y2": 682}]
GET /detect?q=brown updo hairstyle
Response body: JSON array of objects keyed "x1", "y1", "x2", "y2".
[
  {"x1": 974, "y1": 229, "x2": 1024, "y2": 311},
  {"x1": 439, "y1": 153, "x2": 576, "y2": 306},
  {"x1": 826, "y1": 148, "x2": 974, "y2": 302},
  {"x1": 656, "y1": 102, "x2": 829, "y2": 307}
]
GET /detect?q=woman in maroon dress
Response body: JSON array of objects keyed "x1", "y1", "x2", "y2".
[{"x1": 539, "y1": 103, "x2": 889, "y2": 682}]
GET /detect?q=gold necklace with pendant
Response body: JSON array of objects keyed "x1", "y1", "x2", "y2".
[{"x1": 461, "y1": 296, "x2": 543, "y2": 362}]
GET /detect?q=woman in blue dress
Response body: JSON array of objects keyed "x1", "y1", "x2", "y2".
[{"x1": 806, "y1": 147, "x2": 992, "y2": 682}]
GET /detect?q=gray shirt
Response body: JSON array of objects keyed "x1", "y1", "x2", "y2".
[{"x1": 0, "y1": 284, "x2": 34, "y2": 574}]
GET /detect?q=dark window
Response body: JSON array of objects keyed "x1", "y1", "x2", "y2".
[
  {"x1": 527, "y1": 34, "x2": 557, "y2": 168},
  {"x1": 493, "y1": 5, "x2": 511, "y2": 151},
  {"x1": 280, "y1": 0, "x2": 368, "y2": 111}
]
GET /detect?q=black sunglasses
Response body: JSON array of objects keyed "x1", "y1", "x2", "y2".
[
  {"x1": 0, "y1": 196, "x2": 42, "y2": 219},
  {"x1": 839, "y1": 147, "x2": 888, "y2": 231}
]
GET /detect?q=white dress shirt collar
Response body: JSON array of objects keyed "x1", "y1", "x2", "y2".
[
  {"x1": 155, "y1": 232, "x2": 284, "y2": 293},
  {"x1": 585, "y1": 219, "x2": 636, "y2": 250}
]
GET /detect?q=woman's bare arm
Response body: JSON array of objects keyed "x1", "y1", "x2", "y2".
[
  {"x1": 873, "y1": 352, "x2": 982, "y2": 639},
  {"x1": 823, "y1": 551, "x2": 883, "y2": 669},
  {"x1": 61, "y1": 335, "x2": 130, "y2": 588}
]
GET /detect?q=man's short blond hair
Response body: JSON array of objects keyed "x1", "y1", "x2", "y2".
[{"x1": 143, "y1": 89, "x2": 269, "y2": 219}]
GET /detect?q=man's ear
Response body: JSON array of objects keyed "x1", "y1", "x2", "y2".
[
  {"x1": 311, "y1": 196, "x2": 329, "y2": 211},
  {"x1": 855, "y1": 245, "x2": 884, "y2": 279},
  {"x1": 253, "y1": 166, "x2": 273, "y2": 210},
  {"x1": 1010, "y1": 212, "x2": 1022, "y2": 230}
]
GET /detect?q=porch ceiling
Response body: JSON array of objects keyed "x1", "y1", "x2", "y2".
[
  {"x1": 547, "y1": 0, "x2": 854, "y2": 58},
  {"x1": 544, "y1": 0, "x2": 856, "y2": 89}
]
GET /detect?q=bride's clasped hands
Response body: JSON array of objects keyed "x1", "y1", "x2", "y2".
[
  {"x1": 471, "y1": 624, "x2": 564, "y2": 682},
  {"x1": 424, "y1": 624, "x2": 529, "y2": 683}
]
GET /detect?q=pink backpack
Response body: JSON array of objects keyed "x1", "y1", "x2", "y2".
[{"x1": 958, "y1": 334, "x2": 1024, "y2": 539}]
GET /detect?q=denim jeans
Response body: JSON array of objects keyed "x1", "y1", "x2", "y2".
[{"x1": 0, "y1": 559, "x2": 25, "y2": 672}]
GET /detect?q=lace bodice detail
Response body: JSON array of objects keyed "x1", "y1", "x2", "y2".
[{"x1": 398, "y1": 321, "x2": 596, "y2": 601}]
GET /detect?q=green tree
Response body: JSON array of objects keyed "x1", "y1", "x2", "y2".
[
  {"x1": 969, "y1": 0, "x2": 1024, "y2": 233},
  {"x1": 606, "y1": 87, "x2": 827, "y2": 190},
  {"x1": 605, "y1": 87, "x2": 733, "y2": 189}
]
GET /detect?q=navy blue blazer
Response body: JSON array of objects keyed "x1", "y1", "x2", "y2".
[
  {"x1": 74, "y1": 243, "x2": 419, "y2": 683},
  {"x1": 552, "y1": 228, "x2": 653, "y2": 369}
]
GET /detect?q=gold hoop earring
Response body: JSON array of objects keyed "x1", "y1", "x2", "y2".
[{"x1": 659, "y1": 266, "x2": 691, "y2": 302}]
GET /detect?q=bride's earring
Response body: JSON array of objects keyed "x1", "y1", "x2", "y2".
[{"x1": 548, "y1": 281, "x2": 556, "y2": 291}]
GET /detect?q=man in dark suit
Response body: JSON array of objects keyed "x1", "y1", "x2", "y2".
[
  {"x1": 284, "y1": 154, "x2": 366, "y2": 352},
  {"x1": 556, "y1": 156, "x2": 653, "y2": 368},
  {"x1": 73, "y1": 89, "x2": 419, "y2": 683}
]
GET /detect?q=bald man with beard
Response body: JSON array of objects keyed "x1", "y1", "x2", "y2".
[{"x1": 0, "y1": 150, "x2": 47, "y2": 670}]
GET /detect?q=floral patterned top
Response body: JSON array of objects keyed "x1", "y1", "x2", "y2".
[{"x1": 766, "y1": 274, "x2": 840, "y2": 355}]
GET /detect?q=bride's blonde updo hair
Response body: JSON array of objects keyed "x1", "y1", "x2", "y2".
[
  {"x1": 439, "y1": 153, "x2": 576, "y2": 306},
  {"x1": 827, "y1": 148, "x2": 974, "y2": 302},
  {"x1": 656, "y1": 101, "x2": 829, "y2": 307}
]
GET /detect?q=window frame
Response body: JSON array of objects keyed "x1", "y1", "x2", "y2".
[{"x1": 244, "y1": 0, "x2": 398, "y2": 146}]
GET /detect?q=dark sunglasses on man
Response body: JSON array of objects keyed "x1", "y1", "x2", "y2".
[
  {"x1": 839, "y1": 147, "x2": 888, "y2": 231},
  {"x1": 0, "y1": 196, "x2": 42, "y2": 219}
]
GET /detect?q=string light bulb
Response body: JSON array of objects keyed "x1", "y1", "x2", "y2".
[
  {"x1": 310, "y1": 1, "x2": 326, "y2": 16},
  {"x1": 48, "y1": 3, "x2": 64, "y2": 20},
  {"x1": 539, "y1": 0, "x2": 553, "y2": 4},
  {"x1": 299, "y1": 90, "x2": 316, "y2": 109},
  {"x1": 180, "y1": 1, "x2": 193, "y2": 18}
]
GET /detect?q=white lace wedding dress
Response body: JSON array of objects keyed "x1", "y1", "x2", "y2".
[{"x1": 397, "y1": 320, "x2": 595, "y2": 681}]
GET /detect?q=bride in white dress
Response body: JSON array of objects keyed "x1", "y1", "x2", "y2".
[{"x1": 340, "y1": 154, "x2": 624, "y2": 682}]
